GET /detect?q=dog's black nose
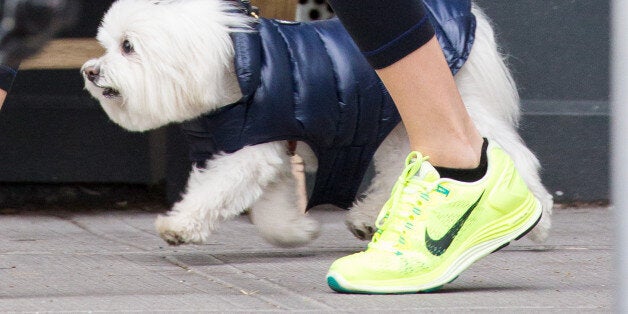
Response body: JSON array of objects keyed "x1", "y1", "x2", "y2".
[{"x1": 84, "y1": 65, "x2": 100, "y2": 82}]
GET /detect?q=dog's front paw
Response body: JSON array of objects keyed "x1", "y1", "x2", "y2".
[
  {"x1": 159, "y1": 228, "x2": 189, "y2": 246},
  {"x1": 155, "y1": 214, "x2": 208, "y2": 246},
  {"x1": 257, "y1": 215, "x2": 321, "y2": 248},
  {"x1": 345, "y1": 206, "x2": 379, "y2": 240}
]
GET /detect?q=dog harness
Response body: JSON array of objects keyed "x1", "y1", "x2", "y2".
[{"x1": 181, "y1": 0, "x2": 476, "y2": 209}]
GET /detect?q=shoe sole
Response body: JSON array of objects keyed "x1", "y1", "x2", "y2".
[
  {"x1": 491, "y1": 212, "x2": 542, "y2": 254},
  {"x1": 327, "y1": 199, "x2": 543, "y2": 294}
]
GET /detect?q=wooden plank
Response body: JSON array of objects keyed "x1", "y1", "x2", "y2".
[
  {"x1": 253, "y1": 0, "x2": 296, "y2": 20},
  {"x1": 21, "y1": 38, "x2": 104, "y2": 70}
]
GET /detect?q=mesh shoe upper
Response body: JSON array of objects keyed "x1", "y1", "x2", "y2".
[{"x1": 327, "y1": 141, "x2": 541, "y2": 293}]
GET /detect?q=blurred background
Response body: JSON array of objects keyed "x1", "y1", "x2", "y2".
[{"x1": 0, "y1": 0, "x2": 609, "y2": 208}]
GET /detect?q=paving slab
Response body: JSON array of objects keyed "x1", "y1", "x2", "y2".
[{"x1": 0, "y1": 206, "x2": 613, "y2": 312}]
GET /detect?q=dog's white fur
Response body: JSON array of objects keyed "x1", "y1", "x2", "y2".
[{"x1": 82, "y1": 0, "x2": 553, "y2": 247}]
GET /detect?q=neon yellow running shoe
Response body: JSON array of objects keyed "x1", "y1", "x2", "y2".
[{"x1": 327, "y1": 141, "x2": 542, "y2": 294}]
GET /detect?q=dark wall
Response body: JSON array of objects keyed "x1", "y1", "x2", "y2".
[
  {"x1": 474, "y1": 0, "x2": 609, "y2": 102},
  {"x1": 474, "y1": 0, "x2": 610, "y2": 202}
]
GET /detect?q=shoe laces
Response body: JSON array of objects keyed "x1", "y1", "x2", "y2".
[{"x1": 368, "y1": 152, "x2": 437, "y2": 253}]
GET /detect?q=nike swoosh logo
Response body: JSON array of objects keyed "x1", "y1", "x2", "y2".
[{"x1": 425, "y1": 191, "x2": 485, "y2": 256}]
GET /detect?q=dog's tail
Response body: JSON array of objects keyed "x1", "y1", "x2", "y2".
[
  {"x1": 456, "y1": 5, "x2": 553, "y2": 243},
  {"x1": 456, "y1": 5, "x2": 526, "y2": 151},
  {"x1": 456, "y1": 5, "x2": 520, "y2": 127}
]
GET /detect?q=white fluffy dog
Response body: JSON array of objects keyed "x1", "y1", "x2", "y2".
[{"x1": 82, "y1": 0, "x2": 553, "y2": 247}]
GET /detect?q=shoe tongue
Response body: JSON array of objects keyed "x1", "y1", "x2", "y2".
[{"x1": 413, "y1": 159, "x2": 440, "y2": 183}]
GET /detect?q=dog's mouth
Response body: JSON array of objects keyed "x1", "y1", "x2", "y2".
[
  {"x1": 92, "y1": 81, "x2": 120, "y2": 98},
  {"x1": 102, "y1": 87, "x2": 120, "y2": 98}
]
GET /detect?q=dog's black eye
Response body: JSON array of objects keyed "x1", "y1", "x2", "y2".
[{"x1": 122, "y1": 39, "x2": 134, "y2": 54}]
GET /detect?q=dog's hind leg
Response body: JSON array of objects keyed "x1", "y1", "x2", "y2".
[
  {"x1": 346, "y1": 123, "x2": 410, "y2": 240},
  {"x1": 155, "y1": 142, "x2": 290, "y2": 245},
  {"x1": 249, "y1": 163, "x2": 321, "y2": 247}
]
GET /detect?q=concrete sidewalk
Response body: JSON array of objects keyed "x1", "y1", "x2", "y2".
[{"x1": 0, "y1": 205, "x2": 613, "y2": 312}]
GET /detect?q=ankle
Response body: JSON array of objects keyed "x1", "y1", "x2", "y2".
[
  {"x1": 414, "y1": 136, "x2": 484, "y2": 169},
  {"x1": 433, "y1": 139, "x2": 488, "y2": 182}
]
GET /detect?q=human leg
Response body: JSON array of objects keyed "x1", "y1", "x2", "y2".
[
  {"x1": 375, "y1": 39, "x2": 484, "y2": 169},
  {"x1": 327, "y1": 0, "x2": 543, "y2": 293},
  {"x1": 328, "y1": 0, "x2": 483, "y2": 169}
]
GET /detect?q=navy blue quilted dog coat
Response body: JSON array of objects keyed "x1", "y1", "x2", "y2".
[{"x1": 181, "y1": 0, "x2": 476, "y2": 209}]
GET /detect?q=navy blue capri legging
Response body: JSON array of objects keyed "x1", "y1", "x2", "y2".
[{"x1": 327, "y1": 0, "x2": 435, "y2": 69}]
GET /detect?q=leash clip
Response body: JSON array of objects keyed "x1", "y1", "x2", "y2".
[{"x1": 239, "y1": 0, "x2": 259, "y2": 19}]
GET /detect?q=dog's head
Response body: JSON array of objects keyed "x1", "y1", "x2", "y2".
[{"x1": 82, "y1": 0, "x2": 253, "y2": 131}]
